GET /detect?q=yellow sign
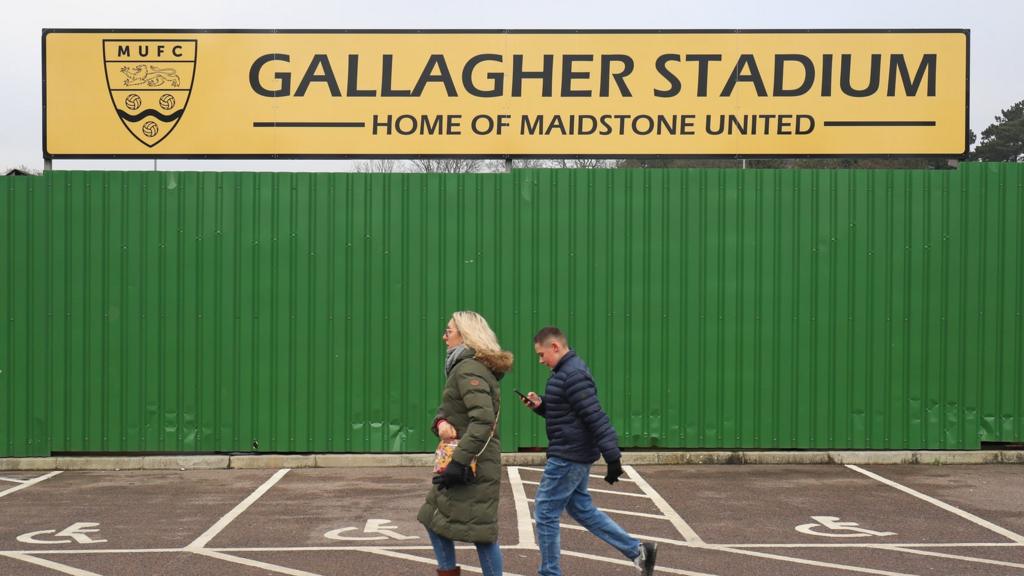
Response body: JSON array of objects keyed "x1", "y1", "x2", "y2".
[{"x1": 44, "y1": 30, "x2": 969, "y2": 158}]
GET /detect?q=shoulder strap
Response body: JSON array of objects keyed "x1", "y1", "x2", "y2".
[
  {"x1": 471, "y1": 375, "x2": 501, "y2": 459},
  {"x1": 474, "y1": 409, "x2": 499, "y2": 458}
]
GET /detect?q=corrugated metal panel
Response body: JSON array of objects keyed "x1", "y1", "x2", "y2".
[{"x1": 1, "y1": 164, "x2": 1021, "y2": 456}]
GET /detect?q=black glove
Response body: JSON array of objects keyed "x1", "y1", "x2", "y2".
[
  {"x1": 432, "y1": 459, "x2": 475, "y2": 490},
  {"x1": 604, "y1": 458, "x2": 624, "y2": 485}
]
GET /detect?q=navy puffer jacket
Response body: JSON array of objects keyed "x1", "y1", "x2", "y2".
[{"x1": 534, "y1": 350, "x2": 622, "y2": 464}]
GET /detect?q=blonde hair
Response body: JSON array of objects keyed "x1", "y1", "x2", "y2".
[{"x1": 451, "y1": 311, "x2": 503, "y2": 354}]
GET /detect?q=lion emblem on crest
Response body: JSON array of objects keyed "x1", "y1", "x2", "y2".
[{"x1": 120, "y1": 64, "x2": 181, "y2": 88}]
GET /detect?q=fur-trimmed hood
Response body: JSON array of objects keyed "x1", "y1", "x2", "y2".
[{"x1": 475, "y1": 349, "x2": 514, "y2": 375}]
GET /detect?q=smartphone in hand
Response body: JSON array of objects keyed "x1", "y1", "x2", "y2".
[{"x1": 513, "y1": 388, "x2": 535, "y2": 408}]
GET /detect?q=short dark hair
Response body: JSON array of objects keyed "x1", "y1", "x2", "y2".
[{"x1": 533, "y1": 326, "x2": 568, "y2": 346}]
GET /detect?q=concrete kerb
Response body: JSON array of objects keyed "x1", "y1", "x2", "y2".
[
  {"x1": 229, "y1": 454, "x2": 317, "y2": 469},
  {"x1": 829, "y1": 451, "x2": 916, "y2": 465},
  {"x1": 54, "y1": 457, "x2": 144, "y2": 471},
  {"x1": 317, "y1": 454, "x2": 403, "y2": 467},
  {"x1": 1001, "y1": 450, "x2": 1024, "y2": 463},
  {"x1": 745, "y1": 451, "x2": 832, "y2": 464},
  {"x1": 1, "y1": 450, "x2": 1019, "y2": 470},
  {"x1": 0, "y1": 457, "x2": 57, "y2": 471},
  {"x1": 621, "y1": 452, "x2": 660, "y2": 465},
  {"x1": 501, "y1": 453, "x2": 548, "y2": 466},
  {"x1": 912, "y1": 450, "x2": 1002, "y2": 465},
  {"x1": 142, "y1": 455, "x2": 230, "y2": 470},
  {"x1": 657, "y1": 451, "x2": 744, "y2": 464}
]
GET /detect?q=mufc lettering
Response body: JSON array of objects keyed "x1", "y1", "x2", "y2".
[{"x1": 115, "y1": 43, "x2": 188, "y2": 59}]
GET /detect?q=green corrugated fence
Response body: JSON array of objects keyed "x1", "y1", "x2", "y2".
[{"x1": 2, "y1": 164, "x2": 1022, "y2": 457}]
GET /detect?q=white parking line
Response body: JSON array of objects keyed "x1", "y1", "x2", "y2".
[
  {"x1": 519, "y1": 480, "x2": 649, "y2": 498},
  {"x1": 213, "y1": 545, "x2": 532, "y2": 552},
  {"x1": 710, "y1": 545, "x2": 918, "y2": 576},
  {"x1": 714, "y1": 542, "x2": 1024, "y2": 548},
  {"x1": 214, "y1": 545, "x2": 433, "y2": 552},
  {"x1": 624, "y1": 465, "x2": 704, "y2": 544},
  {"x1": 879, "y1": 544, "x2": 1024, "y2": 569},
  {"x1": 846, "y1": 464, "x2": 1024, "y2": 544},
  {"x1": 525, "y1": 498, "x2": 669, "y2": 520},
  {"x1": 0, "y1": 551, "x2": 104, "y2": 576},
  {"x1": 186, "y1": 468, "x2": 290, "y2": 551},
  {"x1": 511, "y1": 464, "x2": 705, "y2": 549},
  {"x1": 3, "y1": 548, "x2": 182, "y2": 555},
  {"x1": 0, "y1": 471, "x2": 61, "y2": 499},
  {"x1": 516, "y1": 466, "x2": 636, "y2": 483},
  {"x1": 359, "y1": 547, "x2": 529, "y2": 576},
  {"x1": 507, "y1": 466, "x2": 537, "y2": 549},
  {"x1": 194, "y1": 549, "x2": 322, "y2": 576},
  {"x1": 5, "y1": 541, "x2": 1021, "y2": 555},
  {"x1": 559, "y1": 549, "x2": 718, "y2": 575},
  {"x1": 0, "y1": 477, "x2": 28, "y2": 484},
  {"x1": 551, "y1": 521, "x2": 690, "y2": 546}
]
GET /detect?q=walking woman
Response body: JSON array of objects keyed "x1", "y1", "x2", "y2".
[{"x1": 418, "y1": 311, "x2": 513, "y2": 576}]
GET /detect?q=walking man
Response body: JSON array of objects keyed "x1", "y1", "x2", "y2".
[{"x1": 520, "y1": 326, "x2": 657, "y2": 576}]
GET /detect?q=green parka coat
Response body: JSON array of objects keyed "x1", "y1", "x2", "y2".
[{"x1": 417, "y1": 346, "x2": 513, "y2": 544}]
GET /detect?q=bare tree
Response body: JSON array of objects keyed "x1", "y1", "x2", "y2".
[
  {"x1": 355, "y1": 159, "x2": 406, "y2": 173},
  {"x1": 358, "y1": 158, "x2": 627, "y2": 173},
  {"x1": 501, "y1": 159, "x2": 627, "y2": 170},
  {"x1": 549, "y1": 159, "x2": 623, "y2": 169},
  {"x1": 410, "y1": 159, "x2": 492, "y2": 173},
  {"x1": 508, "y1": 159, "x2": 550, "y2": 169}
]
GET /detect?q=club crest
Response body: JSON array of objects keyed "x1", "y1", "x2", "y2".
[{"x1": 103, "y1": 39, "x2": 196, "y2": 148}]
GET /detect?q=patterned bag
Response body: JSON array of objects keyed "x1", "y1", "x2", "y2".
[
  {"x1": 433, "y1": 438, "x2": 475, "y2": 475},
  {"x1": 432, "y1": 411, "x2": 498, "y2": 476}
]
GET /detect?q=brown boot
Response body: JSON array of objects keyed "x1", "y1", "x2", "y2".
[{"x1": 437, "y1": 568, "x2": 460, "y2": 576}]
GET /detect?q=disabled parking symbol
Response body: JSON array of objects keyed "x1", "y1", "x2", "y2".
[
  {"x1": 324, "y1": 518, "x2": 419, "y2": 541},
  {"x1": 795, "y1": 516, "x2": 896, "y2": 538},
  {"x1": 17, "y1": 522, "x2": 108, "y2": 545}
]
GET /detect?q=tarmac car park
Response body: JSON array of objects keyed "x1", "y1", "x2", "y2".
[{"x1": 2, "y1": 458, "x2": 1023, "y2": 575}]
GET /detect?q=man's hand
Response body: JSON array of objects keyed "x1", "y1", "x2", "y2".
[
  {"x1": 604, "y1": 458, "x2": 624, "y2": 485},
  {"x1": 524, "y1": 392, "x2": 542, "y2": 409},
  {"x1": 433, "y1": 459, "x2": 475, "y2": 490},
  {"x1": 437, "y1": 419, "x2": 457, "y2": 441}
]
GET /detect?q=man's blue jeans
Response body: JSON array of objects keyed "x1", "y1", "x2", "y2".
[
  {"x1": 534, "y1": 456, "x2": 640, "y2": 576},
  {"x1": 426, "y1": 528, "x2": 503, "y2": 576}
]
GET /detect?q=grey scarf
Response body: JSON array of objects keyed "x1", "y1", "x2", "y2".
[{"x1": 445, "y1": 344, "x2": 472, "y2": 376}]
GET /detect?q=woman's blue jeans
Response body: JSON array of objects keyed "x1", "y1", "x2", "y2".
[
  {"x1": 534, "y1": 456, "x2": 641, "y2": 576},
  {"x1": 426, "y1": 528, "x2": 503, "y2": 576}
]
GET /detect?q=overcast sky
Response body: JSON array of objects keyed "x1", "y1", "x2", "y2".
[{"x1": 4, "y1": 0, "x2": 1021, "y2": 172}]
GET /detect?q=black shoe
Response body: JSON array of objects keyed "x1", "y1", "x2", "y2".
[{"x1": 634, "y1": 542, "x2": 657, "y2": 575}]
